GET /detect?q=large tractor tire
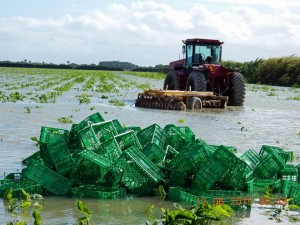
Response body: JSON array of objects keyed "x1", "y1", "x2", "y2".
[
  {"x1": 227, "y1": 72, "x2": 246, "y2": 106},
  {"x1": 186, "y1": 71, "x2": 207, "y2": 91},
  {"x1": 163, "y1": 71, "x2": 179, "y2": 90}
]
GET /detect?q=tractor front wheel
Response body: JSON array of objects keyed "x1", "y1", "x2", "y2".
[
  {"x1": 227, "y1": 72, "x2": 246, "y2": 106},
  {"x1": 186, "y1": 71, "x2": 207, "y2": 91},
  {"x1": 163, "y1": 71, "x2": 179, "y2": 90}
]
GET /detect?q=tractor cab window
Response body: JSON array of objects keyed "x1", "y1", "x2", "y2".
[
  {"x1": 194, "y1": 45, "x2": 221, "y2": 64},
  {"x1": 186, "y1": 44, "x2": 193, "y2": 68}
]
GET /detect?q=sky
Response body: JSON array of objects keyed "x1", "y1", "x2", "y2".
[{"x1": 1, "y1": 0, "x2": 300, "y2": 66}]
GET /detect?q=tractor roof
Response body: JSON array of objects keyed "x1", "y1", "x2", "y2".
[{"x1": 183, "y1": 38, "x2": 224, "y2": 45}]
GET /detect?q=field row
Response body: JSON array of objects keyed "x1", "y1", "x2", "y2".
[{"x1": 0, "y1": 67, "x2": 164, "y2": 104}]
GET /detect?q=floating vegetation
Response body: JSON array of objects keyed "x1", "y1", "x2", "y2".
[
  {"x1": 24, "y1": 106, "x2": 31, "y2": 113},
  {"x1": 90, "y1": 106, "x2": 96, "y2": 110},
  {"x1": 77, "y1": 94, "x2": 91, "y2": 104},
  {"x1": 58, "y1": 115, "x2": 73, "y2": 123},
  {"x1": 108, "y1": 99, "x2": 125, "y2": 106},
  {"x1": 267, "y1": 92, "x2": 278, "y2": 96},
  {"x1": 288, "y1": 96, "x2": 300, "y2": 101}
]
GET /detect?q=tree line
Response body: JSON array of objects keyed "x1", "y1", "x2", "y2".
[
  {"x1": 223, "y1": 55, "x2": 300, "y2": 87},
  {"x1": 1, "y1": 56, "x2": 299, "y2": 87}
]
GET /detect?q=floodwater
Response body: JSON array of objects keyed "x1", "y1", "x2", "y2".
[{"x1": 0, "y1": 70, "x2": 300, "y2": 224}]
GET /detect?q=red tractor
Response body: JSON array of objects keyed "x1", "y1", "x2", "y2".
[{"x1": 164, "y1": 38, "x2": 245, "y2": 106}]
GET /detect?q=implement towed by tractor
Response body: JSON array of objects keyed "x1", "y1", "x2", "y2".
[{"x1": 135, "y1": 38, "x2": 246, "y2": 110}]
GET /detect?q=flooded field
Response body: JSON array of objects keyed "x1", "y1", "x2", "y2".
[{"x1": 0, "y1": 67, "x2": 300, "y2": 224}]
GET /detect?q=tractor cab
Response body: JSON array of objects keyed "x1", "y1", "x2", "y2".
[{"x1": 183, "y1": 38, "x2": 223, "y2": 68}]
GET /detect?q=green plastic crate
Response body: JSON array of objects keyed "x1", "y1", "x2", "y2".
[
  {"x1": 164, "y1": 124, "x2": 186, "y2": 151},
  {"x1": 70, "y1": 150, "x2": 111, "y2": 185},
  {"x1": 142, "y1": 142, "x2": 166, "y2": 164},
  {"x1": 219, "y1": 157, "x2": 248, "y2": 190},
  {"x1": 259, "y1": 145, "x2": 290, "y2": 162},
  {"x1": 114, "y1": 130, "x2": 142, "y2": 151},
  {"x1": 168, "y1": 187, "x2": 215, "y2": 206},
  {"x1": 0, "y1": 173, "x2": 22, "y2": 185},
  {"x1": 112, "y1": 119, "x2": 123, "y2": 131},
  {"x1": 22, "y1": 151, "x2": 42, "y2": 165},
  {"x1": 137, "y1": 124, "x2": 166, "y2": 149},
  {"x1": 247, "y1": 179, "x2": 282, "y2": 195},
  {"x1": 97, "y1": 137, "x2": 122, "y2": 165},
  {"x1": 47, "y1": 140, "x2": 74, "y2": 176},
  {"x1": 178, "y1": 126, "x2": 196, "y2": 146},
  {"x1": 68, "y1": 123, "x2": 85, "y2": 152},
  {"x1": 79, "y1": 121, "x2": 118, "y2": 151},
  {"x1": 252, "y1": 153, "x2": 286, "y2": 179},
  {"x1": 39, "y1": 127, "x2": 70, "y2": 168},
  {"x1": 70, "y1": 185, "x2": 126, "y2": 199},
  {"x1": 211, "y1": 145, "x2": 238, "y2": 164},
  {"x1": 279, "y1": 164, "x2": 298, "y2": 181},
  {"x1": 192, "y1": 157, "x2": 231, "y2": 190},
  {"x1": 167, "y1": 139, "x2": 214, "y2": 173},
  {"x1": 240, "y1": 149, "x2": 261, "y2": 171},
  {"x1": 116, "y1": 145, "x2": 165, "y2": 194},
  {"x1": 0, "y1": 180, "x2": 42, "y2": 198},
  {"x1": 72, "y1": 112, "x2": 105, "y2": 133},
  {"x1": 22, "y1": 163, "x2": 73, "y2": 196}
]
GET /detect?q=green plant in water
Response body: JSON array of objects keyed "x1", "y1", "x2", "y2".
[
  {"x1": 108, "y1": 99, "x2": 125, "y2": 106},
  {"x1": 178, "y1": 119, "x2": 185, "y2": 123},
  {"x1": 30, "y1": 137, "x2": 40, "y2": 146},
  {"x1": 78, "y1": 94, "x2": 91, "y2": 104},
  {"x1": 24, "y1": 106, "x2": 31, "y2": 113},
  {"x1": 4, "y1": 188, "x2": 43, "y2": 225},
  {"x1": 76, "y1": 200, "x2": 92, "y2": 225},
  {"x1": 58, "y1": 115, "x2": 73, "y2": 123},
  {"x1": 90, "y1": 106, "x2": 96, "y2": 110},
  {"x1": 145, "y1": 203, "x2": 233, "y2": 225}
]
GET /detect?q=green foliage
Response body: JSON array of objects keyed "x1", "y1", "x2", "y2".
[
  {"x1": 223, "y1": 56, "x2": 300, "y2": 87},
  {"x1": 77, "y1": 94, "x2": 91, "y2": 104},
  {"x1": 58, "y1": 115, "x2": 73, "y2": 123},
  {"x1": 146, "y1": 203, "x2": 233, "y2": 225},
  {"x1": 125, "y1": 71, "x2": 165, "y2": 79},
  {"x1": 4, "y1": 188, "x2": 43, "y2": 225},
  {"x1": 24, "y1": 106, "x2": 31, "y2": 113},
  {"x1": 76, "y1": 200, "x2": 92, "y2": 225},
  {"x1": 108, "y1": 99, "x2": 125, "y2": 106}
]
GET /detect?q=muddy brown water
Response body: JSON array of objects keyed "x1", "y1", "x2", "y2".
[{"x1": 0, "y1": 71, "x2": 300, "y2": 224}]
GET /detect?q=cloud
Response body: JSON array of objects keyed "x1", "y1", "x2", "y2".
[{"x1": 0, "y1": 0, "x2": 299, "y2": 65}]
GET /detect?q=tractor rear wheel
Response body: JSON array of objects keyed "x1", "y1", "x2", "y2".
[
  {"x1": 163, "y1": 71, "x2": 179, "y2": 90},
  {"x1": 227, "y1": 72, "x2": 246, "y2": 106},
  {"x1": 186, "y1": 71, "x2": 207, "y2": 91}
]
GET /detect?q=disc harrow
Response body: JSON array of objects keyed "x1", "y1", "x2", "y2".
[{"x1": 135, "y1": 90, "x2": 228, "y2": 111}]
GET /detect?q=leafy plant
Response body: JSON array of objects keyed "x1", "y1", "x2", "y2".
[
  {"x1": 58, "y1": 115, "x2": 73, "y2": 123},
  {"x1": 76, "y1": 200, "x2": 92, "y2": 225},
  {"x1": 145, "y1": 203, "x2": 233, "y2": 225},
  {"x1": 24, "y1": 106, "x2": 31, "y2": 113},
  {"x1": 108, "y1": 99, "x2": 125, "y2": 106},
  {"x1": 77, "y1": 94, "x2": 91, "y2": 104},
  {"x1": 4, "y1": 188, "x2": 43, "y2": 225}
]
